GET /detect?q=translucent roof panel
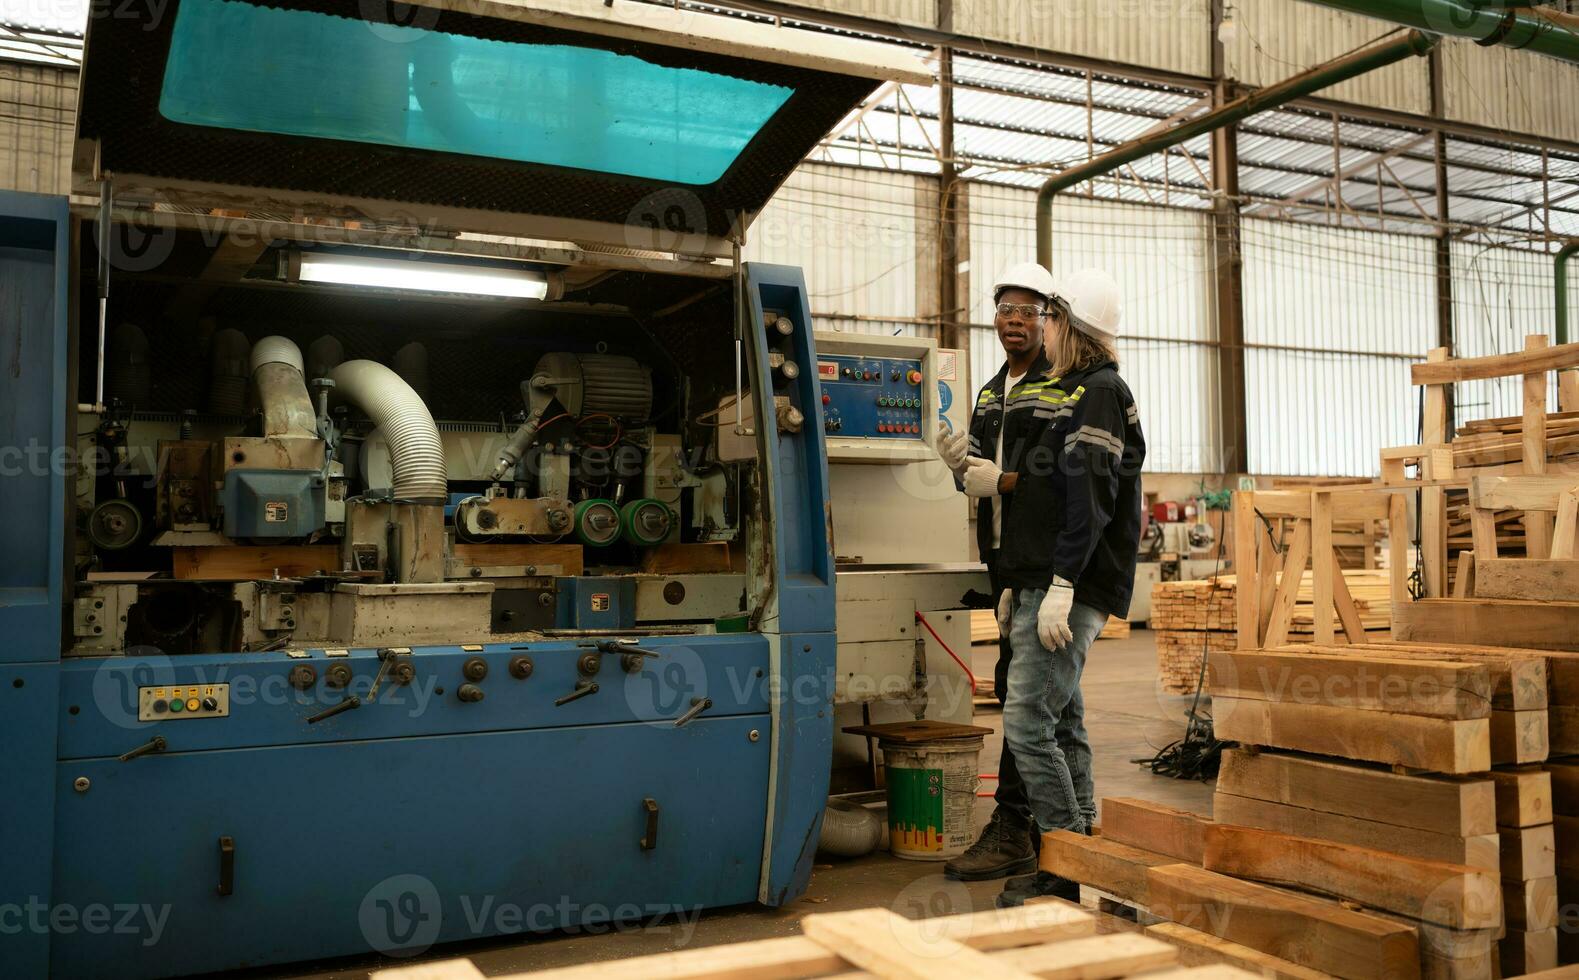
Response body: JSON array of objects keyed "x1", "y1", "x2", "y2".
[{"x1": 159, "y1": 0, "x2": 793, "y2": 185}]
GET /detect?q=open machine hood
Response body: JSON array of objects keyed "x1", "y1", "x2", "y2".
[{"x1": 73, "y1": 0, "x2": 931, "y2": 257}]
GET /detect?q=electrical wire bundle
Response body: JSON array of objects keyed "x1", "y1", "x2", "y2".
[{"x1": 1133, "y1": 495, "x2": 1233, "y2": 781}]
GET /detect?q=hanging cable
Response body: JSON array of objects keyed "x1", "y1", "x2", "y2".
[
  {"x1": 1133, "y1": 503, "x2": 1230, "y2": 781},
  {"x1": 914, "y1": 611, "x2": 978, "y2": 696}
]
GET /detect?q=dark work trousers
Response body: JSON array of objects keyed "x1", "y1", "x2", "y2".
[{"x1": 987, "y1": 551, "x2": 1030, "y2": 831}]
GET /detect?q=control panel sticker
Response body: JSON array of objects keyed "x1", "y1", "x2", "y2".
[
  {"x1": 937, "y1": 381, "x2": 953, "y2": 413},
  {"x1": 264, "y1": 501, "x2": 289, "y2": 522},
  {"x1": 590, "y1": 593, "x2": 611, "y2": 612},
  {"x1": 937, "y1": 350, "x2": 957, "y2": 381},
  {"x1": 139, "y1": 683, "x2": 231, "y2": 721}
]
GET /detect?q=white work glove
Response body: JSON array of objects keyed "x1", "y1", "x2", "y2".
[
  {"x1": 936, "y1": 421, "x2": 968, "y2": 474},
  {"x1": 962, "y1": 458, "x2": 1003, "y2": 498},
  {"x1": 996, "y1": 588, "x2": 1012, "y2": 637},
  {"x1": 1037, "y1": 577, "x2": 1076, "y2": 651}
]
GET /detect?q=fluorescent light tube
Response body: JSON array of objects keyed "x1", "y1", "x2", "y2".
[{"x1": 297, "y1": 252, "x2": 548, "y2": 299}]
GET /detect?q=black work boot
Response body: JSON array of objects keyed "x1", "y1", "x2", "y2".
[
  {"x1": 996, "y1": 871, "x2": 1080, "y2": 908},
  {"x1": 943, "y1": 810, "x2": 1036, "y2": 881}
]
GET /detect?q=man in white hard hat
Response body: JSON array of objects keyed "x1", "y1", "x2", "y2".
[
  {"x1": 934, "y1": 260, "x2": 1062, "y2": 881},
  {"x1": 960, "y1": 267, "x2": 1147, "y2": 905}
]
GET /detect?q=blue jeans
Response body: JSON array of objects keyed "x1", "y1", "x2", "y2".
[{"x1": 1003, "y1": 590, "x2": 1107, "y2": 835}]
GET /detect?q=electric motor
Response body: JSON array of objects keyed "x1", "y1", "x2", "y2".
[{"x1": 532, "y1": 353, "x2": 653, "y2": 421}]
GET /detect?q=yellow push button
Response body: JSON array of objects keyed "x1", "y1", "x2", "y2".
[{"x1": 186, "y1": 697, "x2": 201, "y2": 712}]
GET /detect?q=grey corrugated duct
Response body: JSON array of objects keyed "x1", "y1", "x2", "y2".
[
  {"x1": 208, "y1": 328, "x2": 251, "y2": 415},
  {"x1": 249, "y1": 336, "x2": 319, "y2": 441},
  {"x1": 330, "y1": 359, "x2": 447, "y2": 501}
]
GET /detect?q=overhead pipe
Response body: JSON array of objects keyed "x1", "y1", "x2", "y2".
[
  {"x1": 250, "y1": 336, "x2": 319, "y2": 441},
  {"x1": 329, "y1": 360, "x2": 448, "y2": 502},
  {"x1": 1036, "y1": 30, "x2": 1438, "y2": 268},
  {"x1": 1558, "y1": 241, "x2": 1578, "y2": 347},
  {"x1": 1297, "y1": 0, "x2": 1579, "y2": 66}
]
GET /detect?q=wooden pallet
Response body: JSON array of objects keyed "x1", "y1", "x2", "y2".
[{"x1": 370, "y1": 902, "x2": 1263, "y2": 980}]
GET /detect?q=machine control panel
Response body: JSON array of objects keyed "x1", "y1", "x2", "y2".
[
  {"x1": 139, "y1": 683, "x2": 231, "y2": 721},
  {"x1": 815, "y1": 355, "x2": 926, "y2": 439}
]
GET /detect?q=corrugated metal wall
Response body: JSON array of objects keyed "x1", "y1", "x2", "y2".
[
  {"x1": 1241, "y1": 218, "x2": 1436, "y2": 476},
  {"x1": 1223, "y1": 0, "x2": 1429, "y2": 116},
  {"x1": 0, "y1": 62, "x2": 76, "y2": 196},
  {"x1": 967, "y1": 182, "x2": 1222, "y2": 472},
  {"x1": 950, "y1": 0, "x2": 1210, "y2": 78},
  {"x1": 783, "y1": 0, "x2": 937, "y2": 29},
  {"x1": 1451, "y1": 240, "x2": 1561, "y2": 421},
  {"x1": 744, "y1": 163, "x2": 929, "y2": 336},
  {"x1": 1440, "y1": 41, "x2": 1579, "y2": 146}
]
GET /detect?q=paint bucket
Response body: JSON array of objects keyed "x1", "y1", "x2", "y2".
[{"x1": 879, "y1": 736, "x2": 984, "y2": 860}]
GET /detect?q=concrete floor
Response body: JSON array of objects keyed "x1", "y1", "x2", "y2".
[{"x1": 274, "y1": 629, "x2": 1212, "y2": 979}]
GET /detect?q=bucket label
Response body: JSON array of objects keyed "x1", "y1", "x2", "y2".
[
  {"x1": 264, "y1": 501, "x2": 288, "y2": 522},
  {"x1": 887, "y1": 766, "x2": 946, "y2": 853}
]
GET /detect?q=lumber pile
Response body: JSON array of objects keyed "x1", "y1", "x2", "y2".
[
  {"x1": 1150, "y1": 572, "x2": 1392, "y2": 694},
  {"x1": 1042, "y1": 790, "x2": 1503, "y2": 979},
  {"x1": 1453, "y1": 410, "x2": 1579, "y2": 472},
  {"x1": 370, "y1": 901, "x2": 1258, "y2": 980},
  {"x1": 1209, "y1": 639, "x2": 1574, "y2": 975}
]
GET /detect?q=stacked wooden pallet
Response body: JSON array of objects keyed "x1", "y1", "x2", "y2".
[
  {"x1": 1543, "y1": 761, "x2": 1579, "y2": 964},
  {"x1": 1206, "y1": 640, "x2": 1566, "y2": 978},
  {"x1": 1043, "y1": 791, "x2": 1503, "y2": 979},
  {"x1": 372, "y1": 902, "x2": 1263, "y2": 980},
  {"x1": 1150, "y1": 573, "x2": 1393, "y2": 695}
]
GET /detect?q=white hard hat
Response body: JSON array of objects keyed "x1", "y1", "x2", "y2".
[
  {"x1": 993, "y1": 261, "x2": 1058, "y2": 305},
  {"x1": 1054, "y1": 268, "x2": 1122, "y2": 344}
]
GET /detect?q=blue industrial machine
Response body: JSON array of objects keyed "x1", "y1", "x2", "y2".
[{"x1": 0, "y1": 2, "x2": 928, "y2": 975}]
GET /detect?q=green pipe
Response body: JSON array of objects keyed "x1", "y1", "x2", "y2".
[
  {"x1": 1035, "y1": 31, "x2": 1436, "y2": 268},
  {"x1": 1559, "y1": 241, "x2": 1578, "y2": 346},
  {"x1": 1299, "y1": 0, "x2": 1579, "y2": 66}
]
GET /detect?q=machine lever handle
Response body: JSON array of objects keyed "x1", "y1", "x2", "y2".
[
  {"x1": 593, "y1": 640, "x2": 660, "y2": 659},
  {"x1": 673, "y1": 697, "x2": 713, "y2": 729},
  {"x1": 217, "y1": 836, "x2": 235, "y2": 896},
  {"x1": 118, "y1": 735, "x2": 167, "y2": 762},
  {"x1": 554, "y1": 681, "x2": 599, "y2": 706},
  {"x1": 307, "y1": 696, "x2": 361, "y2": 724}
]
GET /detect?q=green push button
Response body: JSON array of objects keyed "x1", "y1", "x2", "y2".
[{"x1": 169, "y1": 699, "x2": 185, "y2": 713}]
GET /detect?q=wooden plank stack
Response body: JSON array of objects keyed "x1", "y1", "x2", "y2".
[
  {"x1": 370, "y1": 901, "x2": 1264, "y2": 980},
  {"x1": 1042, "y1": 788, "x2": 1502, "y2": 979},
  {"x1": 1151, "y1": 572, "x2": 1393, "y2": 695}
]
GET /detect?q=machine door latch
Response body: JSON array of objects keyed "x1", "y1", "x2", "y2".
[
  {"x1": 554, "y1": 681, "x2": 599, "y2": 706},
  {"x1": 217, "y1": 836, "x2": 235, "y2": 896},
  {"x1": 640, "y1": 798, "x2": 660, "y2": 851},
  {"x1": 673, "y1": 697, "x2": 712, "y2": 728},
  {"x1": 118, "y1": 735, "x2": 167, "y2": 762}
]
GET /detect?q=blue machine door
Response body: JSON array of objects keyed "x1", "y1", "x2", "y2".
[{"x1": 50, "y1": 715, "x2": 769, "y2": 977}]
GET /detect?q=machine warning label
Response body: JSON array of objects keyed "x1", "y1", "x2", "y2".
[
  {"x1": 816, "y1": 361, "x2": 838, "y2": 380},
  {"x1": 936, "y1": 351, "x2": 958, "y2": 381},
  {"x1": 264, "y1": 502, "x2": 289, "y2": 522},
  {"x1": 590, "y1": 593, "x2": 611, "y2": 612}
]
